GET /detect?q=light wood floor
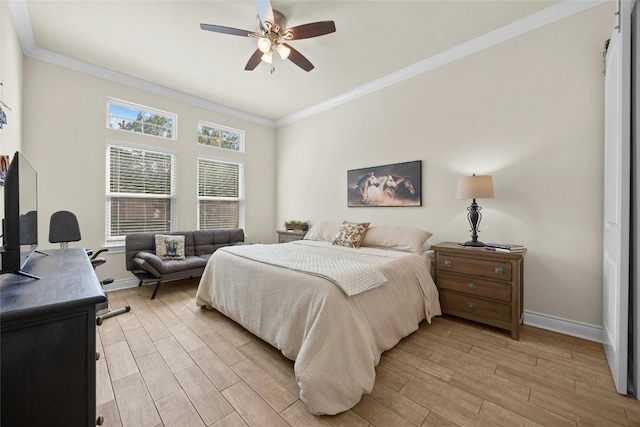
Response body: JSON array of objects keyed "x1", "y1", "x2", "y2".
[{"x1": 97, "y1": 279, "x2": 640, "y2": 427}]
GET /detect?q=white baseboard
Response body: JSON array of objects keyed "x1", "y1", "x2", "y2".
[
  {"x1": 102, "y1": 278, "x2": 140, "y2": 293},
  {"x1": 524, "y1": 310, "x2": 603, "y2": 343}
]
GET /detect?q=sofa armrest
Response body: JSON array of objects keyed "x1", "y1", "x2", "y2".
[{"x1": 132, "y1": 252, "x2": 164, "y2": 277}]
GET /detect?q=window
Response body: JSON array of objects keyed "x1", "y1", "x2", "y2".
[
  {"x1": 197, "y1": 157, "x2": 244, "y2": 229},
  {"x1": 106, "y1": 143, "x2": 176, "y2": 243},
  {"x1": 197, "y1": 121, "x2": 244, "y2": 152},
  {"x1": 108, "y1": 98, "x2": 176, "y2": 140}
]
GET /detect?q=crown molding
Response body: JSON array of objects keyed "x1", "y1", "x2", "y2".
[
  {"x1": 8, "y1": 0, "x2": 607, "y2": 129},
  {"x1": 275, "y1": 0, "x2": 608, "y2": 127},
  {"x1": 6, "y1": 1, "x2": 276, "y2": 128}
]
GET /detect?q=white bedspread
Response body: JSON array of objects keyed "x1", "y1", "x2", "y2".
[
  {"x1": 195, "y1": 240, "x2": 441, "y2": 415},
  {"x1": 220, "y1": 242, "x2": 388, "y2": 296}
]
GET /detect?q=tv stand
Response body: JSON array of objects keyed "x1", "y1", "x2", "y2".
[
  {"x1": 11, "y1": 269, "x2": 41, "y2": 280},
  {"x1": 4, "y1": 249, "x2": 49, "y2": 279},
  {"x1": 0, "y1": 248, "x2": 106, "y2": 425}
]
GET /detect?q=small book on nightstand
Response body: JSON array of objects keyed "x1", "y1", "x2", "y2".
[{"x1": 485, "y1": 243, "x2": 525, "y2": 252}]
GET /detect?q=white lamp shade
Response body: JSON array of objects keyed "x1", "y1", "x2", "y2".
[
  {"x1": 457, "y1": 175, "x2": 494, "y2": 200},
  {"x1": 261, "y1": 50, "x2": 273, "y2": 64},
  {"x1": 257, "y1": 37, "x2": 272, "y2": 53},
  {"x1": 276, "y1": 43, "x2": 290, "y2": 60}
]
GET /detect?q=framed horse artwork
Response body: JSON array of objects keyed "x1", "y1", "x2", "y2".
[{"x1": 347, "y1": 160, "x2": 422, "y2": 207}]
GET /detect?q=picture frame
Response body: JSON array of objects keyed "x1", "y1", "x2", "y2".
[{"x1": 347, "y1": 160, "x2": 422, "y2": 207}]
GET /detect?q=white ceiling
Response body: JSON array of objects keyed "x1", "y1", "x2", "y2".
[{"x1": 10, "y1": 0, "x2": 598, "y2": 125}]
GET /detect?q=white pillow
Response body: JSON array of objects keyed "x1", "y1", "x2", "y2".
[
  {"x1": 360, "y1": 225, "x2": 433, "y2": 254},
  {"x1": 303, "y1": 221, "x2": 342, "y2": 242}
]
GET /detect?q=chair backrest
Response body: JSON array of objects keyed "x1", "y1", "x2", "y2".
[{"x1": 49, "y1": 210, "x2": 81, "y2": 247}]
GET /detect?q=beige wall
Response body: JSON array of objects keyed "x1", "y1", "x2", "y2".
[
  {"x1": 0, "y1": 0, "x2": 23, "y2": 157},
  {"x1": 21, "y1": 58, "x2": 277, "y2": 281},
  {"x1": 276, "y1": 4, "x2": 614, "y2": 328}
]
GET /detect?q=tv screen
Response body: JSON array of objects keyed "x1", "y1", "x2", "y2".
[{"x1": 1, "y1": 151, "x2": 40, "y2": 279}]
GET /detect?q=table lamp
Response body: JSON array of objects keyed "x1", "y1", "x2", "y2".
[{"x1": 457, "y1": 174, "x2": 494, "y2": 247}]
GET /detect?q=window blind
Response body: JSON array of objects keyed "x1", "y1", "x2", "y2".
[
  {"x1": 107, "y1": 144, "x2": 176, "y2": 240},
  {"x1": 197, "y1": 158, "x2": 244, "y2": 229}
]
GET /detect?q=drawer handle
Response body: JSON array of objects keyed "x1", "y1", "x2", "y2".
[
  {"x1": 495, "y1": 267, "x2": 503, "y2": 275},
  {"x1": 467, "y1": 282, "x2": 476, "y2": 290},
  {"x1": 97, "y1": 415, "x2": 104, "y2": 425},
  {"x1": 96, "y1": 351, "x2": 101, "y2": 361},
  {"x1": 444, "y1": 260, "x2": 452, "y2": 267},
  {"x1": 468, "y1": 302, "x2": 476, "y2": 310}
]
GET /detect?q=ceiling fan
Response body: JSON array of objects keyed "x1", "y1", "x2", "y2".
[{"x1": 200, "y1": 0, "x2": 336, "y2": 72}]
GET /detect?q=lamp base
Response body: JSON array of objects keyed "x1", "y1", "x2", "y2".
[{"x1": 462, "y1": 240, "x2": 485, "y2": 247}]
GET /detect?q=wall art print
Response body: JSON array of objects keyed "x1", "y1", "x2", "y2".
[{"x1": 348, "y1": 160, "x2": 422, "y2": 207}]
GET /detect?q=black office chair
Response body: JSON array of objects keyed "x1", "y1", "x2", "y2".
[{"x1": 49, "y1": 211, "x2": 130, "y2": 323}]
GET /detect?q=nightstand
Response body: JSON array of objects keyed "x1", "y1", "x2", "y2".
[
  {"x1": 432, "y1": 242, "x2": 526, "y2": 340},
  {"x1": 277, "y1": 230, "x2": 307, "y2": 243}
]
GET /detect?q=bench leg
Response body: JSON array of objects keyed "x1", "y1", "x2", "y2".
[{"x1": 151, "y1": 281, "x2": 161, "y2": 299}]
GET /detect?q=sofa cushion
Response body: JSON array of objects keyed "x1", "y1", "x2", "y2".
[
  {"x1": 193, "y1": 229, "x2": 245, "y2": 256},
  {"x1": 134, "y1": 251, "x2": 208, "y2": 275},
  {"x1": 158, "y1": 256, "x2": 208, "y2": 274}
]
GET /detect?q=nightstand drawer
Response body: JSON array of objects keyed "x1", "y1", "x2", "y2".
[
  {"x1": 437, "y1": 272, "x2": 511, "y2": 303},
  {"x1": 437, "y1": 254, "x2": 512, "y2": 281},
  {"x1": 439, "y1": 290, "x2": 511, "y2": 323}
]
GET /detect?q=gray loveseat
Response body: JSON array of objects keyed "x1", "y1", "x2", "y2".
[{"x1": 125, "y1": 228, "x2": 245, "y2": 299}]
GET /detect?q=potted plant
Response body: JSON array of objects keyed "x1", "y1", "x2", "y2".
[{"x1": 284, "y1": 220, "x2": 310, "y2": 232}]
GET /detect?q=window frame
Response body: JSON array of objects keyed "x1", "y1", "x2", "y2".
[
  {"x1": 107, "y1": 97, "x2": 178, "y2": 141},
  {"x1": 105, "y1": 141, "x2": 178, "y2": 245},
  {"x1": 197, "y1": 120, "x2": 245, "y2": 153},
  {"x1": 196, "y1": 155, "x2": 245, "y2": 230}
]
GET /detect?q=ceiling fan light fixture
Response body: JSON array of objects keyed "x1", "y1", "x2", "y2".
[
  {"x1": 261, "y1": 50, "x2": 273, "y2": 64},
  {"x1": 276, "y1": 43, "x2": 290, "y2": 60},
  {"x1": 257, "y1": 37, "x2": 272, "y2": 53},
  {"x1": 200, "y1": 2, "x2": 336, "y2": 72}
]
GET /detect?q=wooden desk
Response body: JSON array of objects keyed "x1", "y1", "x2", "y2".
[{"x1": 1, "y1": 248, "x2": 106, "y2": 426}]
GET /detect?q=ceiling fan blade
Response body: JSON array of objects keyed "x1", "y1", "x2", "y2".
[
  {"x1": 200, "y1": 23, "x2": 256, "y2": 37},
  {"x1": 286, "y1": 21, "x2": 336, "y2": 40},
  {"x1": 245, "y1": 49, "x2": 263, "y2": 71},
  {"x1": 254, "y1": 0, "x2": 274, "y2": 30},
  {"x1": 284, "y1": 44, "x2": 314, "y2": 72}
]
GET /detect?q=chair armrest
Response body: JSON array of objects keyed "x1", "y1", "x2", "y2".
[
  {"x1": 132, "y1": 252, "x2": 163, "y2": 277},
  {"x1": 91, "y1": 248, "x2": 109, "y2": 260}
]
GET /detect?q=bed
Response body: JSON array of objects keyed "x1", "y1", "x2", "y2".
[{"x1": 195, "y1": 221, "x2": 441, "y2": 415}]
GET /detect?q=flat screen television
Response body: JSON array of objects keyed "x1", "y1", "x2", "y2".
[{"x1": 1, "y1": 151, "x2": 41, "y2": 279}]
